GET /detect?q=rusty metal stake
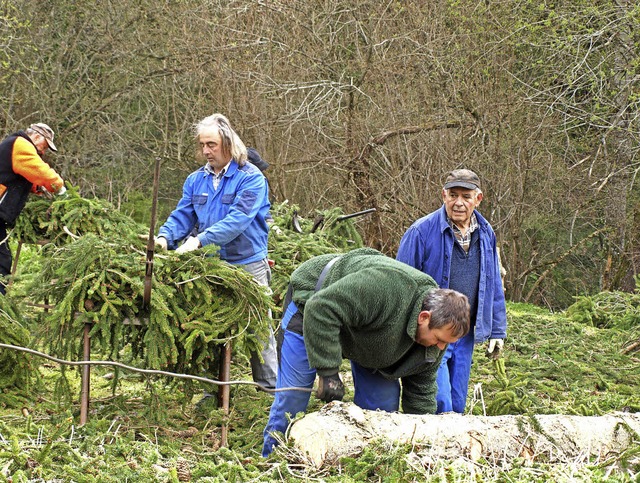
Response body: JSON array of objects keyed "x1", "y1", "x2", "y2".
[
  {"x1": 80, "y1": 323, "x2": 91, "y2": 425},
  {"x1": 143, "y1": 157, "x2": 161, "y2": 309},
  {"x1": 217, "y1": 342, "x2": 232, "y2": 447}
]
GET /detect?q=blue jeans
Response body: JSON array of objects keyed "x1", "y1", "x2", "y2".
[
  {"x1": 435, "y1": 329, "x2": 475, "y2": 413},
  {"x1": 262, "y1": 299, "x2": 400, "y2": 457}
]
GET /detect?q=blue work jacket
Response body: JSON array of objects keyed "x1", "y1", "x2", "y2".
[
  {"x1": 396, "y1": 205, "x2": 507, "y2": 344},
  {"x1": 158, "y1": 161, "x2": 270, "y2": 265}
]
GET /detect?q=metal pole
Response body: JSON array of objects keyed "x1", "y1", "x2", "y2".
[
  {"x1": 217, "y1": 342, "x2": 232, "y2": 447},
  {"x1": 336, "y1": 207, "x2": 376, "y2": 221},
  {"x1": 80, "y1": 323, "x2": 91, "y2": 425}
]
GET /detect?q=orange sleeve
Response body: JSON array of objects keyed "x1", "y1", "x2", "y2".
[{"x1": 12, "y1": 137, "x2": 64, "y2": 192}]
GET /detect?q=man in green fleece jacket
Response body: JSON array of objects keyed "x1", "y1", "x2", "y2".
[{"x1": 262, "y1": 247, "x2": 470, "y2": 457}]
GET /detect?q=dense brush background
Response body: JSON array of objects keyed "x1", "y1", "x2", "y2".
[
  {"x1": 0, "y1": 1, "x2": 639, "y2": 480},
  {"x1": 2, "y1": 0, "x2": 640, "y2": 309}
]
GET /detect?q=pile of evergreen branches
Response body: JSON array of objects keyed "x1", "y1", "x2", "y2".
[
  {"x1": 21, "y1": 235, "x2": 273, "y2": 376},
  {"x1": 1, "y1": 192, "x2": 366, "y2": 404},
  {"x1": 13, "y1": 185, "x2": 146, "y2": 245},
  {"x1": 267, "y1": 202, "x2": 364, "y2": 308},
  {"x1": 472, "y1": 302, "x2": 640, "y2": 417},
  {"x1": 2, "y1": 190, "x2": 274, "y2": 397},
  {"x1": 0, "y1": 296, "x2": 33, "y2": 406},
  {"x1": 566, "y1": 277, "x2": 640, "y2": 330}
]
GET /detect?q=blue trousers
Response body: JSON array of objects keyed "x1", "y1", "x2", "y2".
[
  {"x1": 262, "y1": 300, "x2": 400, "y2": 457},
  {"x1": 435, "y1": 328, "x2": 475, "y2": 413}
]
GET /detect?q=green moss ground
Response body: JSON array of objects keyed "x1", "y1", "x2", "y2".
[{"x1": 0, "y1": 302, "x2": 638, "y2": 481}]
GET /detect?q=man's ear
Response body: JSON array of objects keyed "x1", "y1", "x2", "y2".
[
  {"x1": 417, "y1": 310, "x2": 431, "y2": 329},
  {"x1": 475, "y1": 191, "x2": 484, "y2": 206}
]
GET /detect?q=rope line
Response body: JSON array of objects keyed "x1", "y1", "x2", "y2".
[{"x1": 0, "y1": 343, "x2": 313, "y2": 394}]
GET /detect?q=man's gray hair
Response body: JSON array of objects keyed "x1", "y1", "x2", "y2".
[
  {"x1": 421, "y1": 288, "x2": 470, "y2": 338},
  {"x1": 194, "y1": 113, "x2": 248, "y2": 165}
]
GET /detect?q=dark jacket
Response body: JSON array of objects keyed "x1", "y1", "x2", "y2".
[{"x1": 0, "y1": 131, "x2": 63, "y2": 224}]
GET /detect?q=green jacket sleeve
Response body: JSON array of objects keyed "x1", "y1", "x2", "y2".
[
  {"x1": 400, "y1": 369, "x2": 438, "y2": 414},
  {"x1": 399, "y1": 344, "x2": 445, "y2": 414}
]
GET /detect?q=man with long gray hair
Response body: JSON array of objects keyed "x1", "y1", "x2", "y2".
[{"x1": 156, "y1": 113, "x2": 277, "y2": 391}]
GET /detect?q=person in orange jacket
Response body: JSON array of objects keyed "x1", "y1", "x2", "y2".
[{"x1": 0, "y1": 123, "x2": 66, "y2": 293}]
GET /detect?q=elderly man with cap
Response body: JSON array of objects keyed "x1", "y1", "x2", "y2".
[
  {"x1": 396, "y1": 169, "x2": 507, "y2": 414},
  {"x1": 0, "y1": 123, "x2": 66, "y2": 293}
]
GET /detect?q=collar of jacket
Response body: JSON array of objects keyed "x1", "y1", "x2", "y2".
[
  {"x1": 14, "y1": 131, "x2": 35, "y2": 147},
  {"x1": 436, "y1": 204, "x2": 488, "y2": 234},
  {"x1": 202, "y1": 159, "x2": 238, "y2": 177}
]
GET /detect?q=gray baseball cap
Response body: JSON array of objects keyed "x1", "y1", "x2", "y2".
[
  {"x1": 29, "y1": 123, "x2": 58, "y2": 152},
  {"x1": 443, "y1": 169, "x2": 481, "y2": 190}
]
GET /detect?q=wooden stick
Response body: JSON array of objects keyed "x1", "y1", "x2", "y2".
[
  {"x1": 80, "y1": 323, "x2": 91, "y2": 425},
  {"x1": 622, "y1": 339, "x2": 640, "y2": 354},
  {"x1": 10, "y1": 240, "x2": 22, "y2": 277},
  {"x1": 143, "y1": 157, "x2": 161, "y2": 309},
  {"x1": 218, "y1": 342, "x2": 232, "y2": 447}
]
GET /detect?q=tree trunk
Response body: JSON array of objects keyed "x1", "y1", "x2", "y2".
[{"x1": 288, "y1": 402, "x2": 640, "y2": 468}]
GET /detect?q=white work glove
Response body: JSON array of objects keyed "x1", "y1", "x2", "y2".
[
  {"x1": 154, "y1": 236, "x2": 168, "y2": 251},
  {"x1": 487, "y1": 339, "x2": 504, "y2": 358},
  {"x1": 56, "y1": 186, "x2": 67, "y2": 196},
  {"x1": 176, "y1": 236, "x2": 201, "y2": 254}
]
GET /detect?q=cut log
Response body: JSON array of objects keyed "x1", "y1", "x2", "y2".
[{"x1": 288, "y1": 402, "x2": 640, "y2": 468}]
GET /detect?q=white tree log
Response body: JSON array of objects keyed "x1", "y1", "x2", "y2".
[{"x1": 287, "y1": 402, "x2": 640, "y2": 468}]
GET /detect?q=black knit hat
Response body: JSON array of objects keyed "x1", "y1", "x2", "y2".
[{"x1": 247, "y1": 147, "x2": 269, "y2": 172}]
